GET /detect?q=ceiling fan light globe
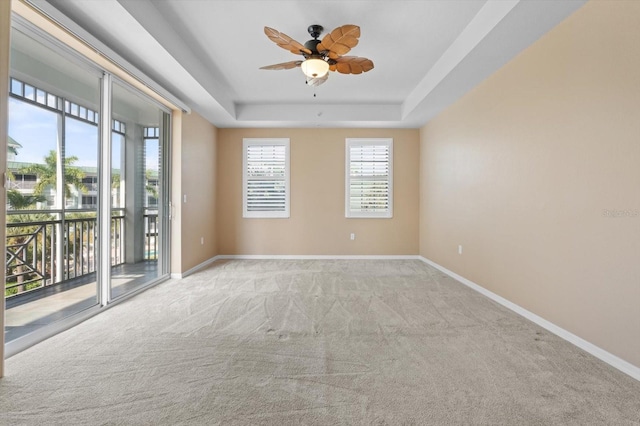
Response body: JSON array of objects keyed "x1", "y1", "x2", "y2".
[{"x1": 301, "y1": 58, "x2": 329, "y2": 79}]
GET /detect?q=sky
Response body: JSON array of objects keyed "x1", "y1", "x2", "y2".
[{"x1": 8, "y1": 97, "x2": 159, "y2": 171}]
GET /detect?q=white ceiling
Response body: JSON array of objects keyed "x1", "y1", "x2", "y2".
[{"x1": 34, "y1": 0, "x2": 586, "y2": 129}]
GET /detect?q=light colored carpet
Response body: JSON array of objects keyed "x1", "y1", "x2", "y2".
[{"x1": 1, "y1": 259, "x2": 638, "y2": 425}]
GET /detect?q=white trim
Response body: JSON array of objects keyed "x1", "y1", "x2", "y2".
[
  {"x1": 345, "y1": 138, "x2": 393, "y2": 219},
  {"x1": 418, "y1": 256, "x2": 640, "y2": 382},
  {"x1": 171, "y1": 254, "x2": 420, "y2": 279},
  {"x1": 217, "y1": 254, "x2": 420, "y2": 260},
  {"x1": 242, "y1": 138, "x2": 290, "y2": 219},
  {"x1": 172, "y1": 255, "x2": 222, "y2": 279},
  {"x1": 98, "y1": 73, "x2": 112, "y2": 307}
]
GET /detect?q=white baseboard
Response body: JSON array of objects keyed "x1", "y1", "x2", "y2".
[
  {"x1": 217, "y1": 254, "x2": 421, "y2": 260},
  {"x1": 418, "y1": 256, "x2": 640, "y2": 382},
  {"x1": 172, "y1": 255, "x2": 222, "y2": 279},
  {"x1": 172, "y1": 254, "x2": 639, "y2": 381},
  {"x1": 173, "y1": 254, "x2": 420, "y2": 279}
]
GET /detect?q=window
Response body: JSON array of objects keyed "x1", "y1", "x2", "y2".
[
  {"x1": 147, "y1": 195, "x2": 158, "y2": 208},
  {"x1": 345, "y1": 138, "x2": 393, "y2": 218},
  {"x1": 81, "y1": 195, "x2": 97, "y2": 209},
  {"x1": 144, "y1": 127, "x2": 160, "y2": 210},
  {"x1": 243, "y1": 138, "x2": 290, "y2": 218},
  {"x1": 82, "y1": 176, "x2": 98, "y2": 191}
]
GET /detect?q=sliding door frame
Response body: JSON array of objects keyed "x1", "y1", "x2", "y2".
[
  {"x1": 5, "y1": 13, "x2": 173, "y2": 357},
  {"x1": 98, "y1": 72, "x2": 112, "y2": 306}
]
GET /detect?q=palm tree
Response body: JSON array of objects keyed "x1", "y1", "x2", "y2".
[
  {"x1": 19, "y1": 150, "x2": 87, "y2": 199},
  {"x1": 7, "y1": 190, "x2": 46, "y2": 210},
  {"x1": 106, "y1": 170, "x2": 157, "y2": 205}
]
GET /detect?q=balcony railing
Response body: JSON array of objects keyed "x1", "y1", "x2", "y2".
[
  {"x1": 5, "y1": 209, "x2": 158, "y2": 297},
  {"x1": 7, "y1": 180, "x2": 37, "y2": 190},
  {"x1": 144, "y1": 211, "x2": 158, "y2": 260}
]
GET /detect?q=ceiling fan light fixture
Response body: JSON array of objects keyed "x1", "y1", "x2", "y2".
[
  {"x1": 261, "y1": 25, "x2": 373, "y2": 88},
  {"x1": 301, "y1": 58, "x2": 329, "y2": 78}
]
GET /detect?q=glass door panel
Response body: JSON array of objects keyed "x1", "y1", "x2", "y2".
[
  {"x1": 5, "y1": 27, "x2": 101, "y2": 341},
  {"x1": 110, "y1": 82, "x2": 168, "y2": 299}
]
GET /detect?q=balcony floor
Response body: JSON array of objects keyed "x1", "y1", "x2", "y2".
[{"x1": 5, "y1": 261, "x2": 159, "y2": 342}]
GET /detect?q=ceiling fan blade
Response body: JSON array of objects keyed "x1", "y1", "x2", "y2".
[
  {"x1": 316, "y1": 25, "x2": 360, "y2": 57},
  {"x1": 264, "y1": 27, "x2": 312, "y2": 55},
  {"x1": 259, "y1": 60, "x2": 303, "y2": 70},
  {"x1": 306, "y1": 73, "x2": 328, "y2": 87},
  {"x1": 334, "y1": 56, "x2": 374, "y2": 74}
]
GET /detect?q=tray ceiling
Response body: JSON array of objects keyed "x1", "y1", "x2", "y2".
[{"x1": 33, "y1": 0, "x2": 586, "y2": 128}]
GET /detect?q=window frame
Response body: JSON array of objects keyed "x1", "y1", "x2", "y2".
[
  {"x1": 242, "y1": 138, "x2": 291, "y2": 219},
  {"x1": 345, "y1": 138, "x2": 393, "y2": 219}
]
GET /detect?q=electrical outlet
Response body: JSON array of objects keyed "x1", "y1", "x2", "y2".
[
  {"x1": 458, "y1": 245, "x2": 463, "y2": 255},
  {"x1": 200, "y1": 237, "x2": 204, "y2": 245},
  {"x1": 350, "y1": 233, "x2": 355, "y2": 241},
  {"x1": 184, "y1": 194, "x2": 187, "y2": 203}
]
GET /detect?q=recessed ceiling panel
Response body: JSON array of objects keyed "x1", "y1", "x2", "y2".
[{"x1": 36, "y1": 0, "x2": 587, "y2": 128}]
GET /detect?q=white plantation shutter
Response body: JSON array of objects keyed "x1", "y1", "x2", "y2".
[
  {"x1": 345, "y1": 139, "x2": 393, "y2": 218},
  {"x1": 243, "y1": 139, "x2": 290, "y2": 218}
]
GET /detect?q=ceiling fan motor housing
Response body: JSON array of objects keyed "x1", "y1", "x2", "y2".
[
  {"x1": 304, "y1": 39, "x2": 322, "y2": 55},
  {"x1": 307, "y1": 24, "x2": 323, "y2": 39},
  {"x1": 304, "y1": 25, "x2": 324, "y2": 57}
]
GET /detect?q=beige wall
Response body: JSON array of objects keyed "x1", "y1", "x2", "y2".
[
  {"x1": 419, "y1": 0, "x2": 640, "y2": 367},
  {"x1": 217, "y1": 128, "x2": 419, "y2": 255},
  {"x1": 178, "y1": 112, "x2": 218, "y2": 272},
  {"x1": 0, "y1": 0, "x2": 11, "y2": 378}
]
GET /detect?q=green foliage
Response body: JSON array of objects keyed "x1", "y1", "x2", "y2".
[
  {"x1": 145, "y1": 169, "x2": 158, "y2": 200},
  {"x1": 66, "y1": 211, "x2": 97, "y2": 220},
  {"x1": 19, "y1": 150, "x2": 87, "y2": 199},
  {"x1": 7, "y1": 190, "x2": 46, "y2": 210},
  {"x1": 112, "y1": 172, "x2": 121, "y2": 189}
]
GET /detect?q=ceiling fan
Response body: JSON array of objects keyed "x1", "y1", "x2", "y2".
[{"x1": 260, "y1": 24, "x2": 374, "y2": 87}]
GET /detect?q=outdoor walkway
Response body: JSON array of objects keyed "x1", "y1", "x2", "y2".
[{"x1": 5, "y1": 261, "x2": 159, "y2": 342}]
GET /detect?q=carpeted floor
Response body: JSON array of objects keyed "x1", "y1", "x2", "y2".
[{"x1": 1, "y1": 259, "x2": 638, "y2": 425}]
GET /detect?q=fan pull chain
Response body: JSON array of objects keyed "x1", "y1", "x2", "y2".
[{"x1": 305, "y1": 76, "x2": 318, "y2": 98}]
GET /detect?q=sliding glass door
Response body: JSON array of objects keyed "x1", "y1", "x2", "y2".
[
  {"x1": 5, "y1": 22, "x2": 171, "y2": 345},
  {"x1": 109, "y1": 81, "x2": 170, "y2": 300},
  {"x1": 6, "y1": 27, "x2": 101, "y2": 341}
]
